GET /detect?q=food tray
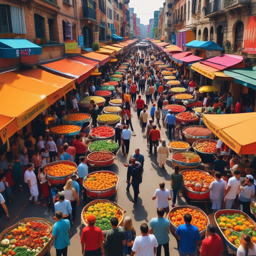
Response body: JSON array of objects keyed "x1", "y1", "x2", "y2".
[
  {"x1": 168, "y1": 141, "x2": 190, "y2": 151},
  {"x1": 97, "y1": 115, "x2": 121, "y2": 126},
  {"x1": 89, "y1": 125, "x2": 115, "y2": 140},
  {"x1": 79, "y1": 97, "x2": 105, "y2": 108},
  {"x1": 50, "y1": 125, "x2": 82, "y2": 136},
  {"x1": 182, "y1": 125, "x2": 212, "y2": 139},
  {"x1": 103, "y1": 106, "x2": 122, "y2": 114},
  {"x1": 62, "y1": 114, "x2": 91, "y2": 125},
  {"x1": 88, "y1": 140, "x2": 119, "y2": 154},
  {"x1": 175, "y1": 112, "x2": 199, "y2": 124},
  {"x1": 94, "y1": 91, "x2": 112, "y2": 98},
  {"x1": 192, "y1": 139, "x2": 217, "y2": 155},
  {"x1": 86, "y1": 151, "x2": 116, "y2": 167}
]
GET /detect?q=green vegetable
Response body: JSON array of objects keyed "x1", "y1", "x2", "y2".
[
  {"x1": 101, "y1": 86, "x2": 115, "y2": 91},
  {"x1": 234, "y1": 239, "x2": 240, "y2": 245},
  {"x1": 89, "y1": 140, "x2": 119, "y2": 152},
  {"x1": 43, "y1": 236, "x2": 49, "y2": 242},
  {"x1": 2, "y1": 248, "x2": 8, "y2": 254},
  {"x1": 9, "y1": 239, "x2": 16, "y2": 244},
  {"x1": 237, "y1": 221, "x2": 243, "y2": 225}
]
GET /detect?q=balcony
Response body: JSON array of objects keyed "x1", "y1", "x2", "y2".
[
  {"x1": 168, "y1": 2, "x2": 172, "y2": 8},
  {"x1": 223, "y1": 0, "x2": 250, "y2": 9},
  {"x1": 82, "y1": 6, "x2": 97, "y2": 22},
  {"x1": 205, "y1": 1, "x2": 223, "y2": 17}
]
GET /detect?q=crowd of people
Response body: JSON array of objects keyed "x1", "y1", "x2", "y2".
[{"x1": 1, "y1": 41, "x2": 256, "y2": 256}]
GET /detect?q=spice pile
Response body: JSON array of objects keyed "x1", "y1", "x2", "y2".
[
  {"x1": 184, "y1": 127, "x2": 211, "y2": 137},
  {"x1": 94, "y1": 91, "x2": 111, "y2": 97},
  {"x1": 175, "y1": 94, "x2": 194, "y2": 100},
  {"x1": 97, "y1": 114, "x2": 120, "y2": 123},
  {"x1": 87, "y1": 152, "x2": 114, "y2": 162},
  {"x1": 163, "y1": 105, "x2": 186, "y2": 113},
  {"x1": 169, "y1": 141, "x2": 189, "y2": 149},
  {"x1": 65, "y1": 113, "x2": 90, "y2": 121}
]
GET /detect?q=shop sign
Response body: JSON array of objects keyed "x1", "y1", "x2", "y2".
[
  {"x1": 65, "y1": 41, "x2": 81, "y2": 54},
  {"x1": 206, "y1": 50, "x2": 222, "y2": 58},
  {"x1": 191, "y1": 64, "x2": 215, "y2": 80},
  {"x1": 243, "y1": 16, "x2": 256, "y2": 54},
  {"x1": 78, "y1": 35, "x2": 84, "y2": 48}
]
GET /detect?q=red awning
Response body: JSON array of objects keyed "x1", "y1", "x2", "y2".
[
  {"x1": 157, "y1": 42, "x2": 170, "y2": 47},
  {"x1": 70, "y1": 56, "x2": 99, "y2": 69},
  {"x1": 80, "y1": 52, "x2": 110, "y2": 66},
  {"x1": 41, "y1": 58, "x2": 97, "y2": 84},
  {"x1": 171, "y1": 51, "x2": 192, "y2": 60},
  {"x1": 164, "y1": 46, "x2": 183, "y2": 53},
  {"x1": 201, "y1": 54, "x2": 243, "y2": 70},
  {"x1": 179, "y1": 55, "x2": 203, "y2": 63}
]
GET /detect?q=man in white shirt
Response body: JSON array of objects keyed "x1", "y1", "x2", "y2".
[
  {"x1": 24, "y1": 163, "x2": 40, "y2": 205},
  {"x1": 224, "y1": 169, "x2": 241, "y2": 209},
  {"x1": 122, "y1": 125, "x2": 132, "y2": 156},
  {"x1": 0, "y1": 193, "x2": 9, "y2": 219},
  {"x1": 131, "y1": 223, "x2": 158, "y2": 256},
  {"x1": 47, "y1": 136, "x2": 58, "y2": 162},
  {"x1": 37, "y1": 136, "x2": 45, "y2": 150},
  {"x1": 152, "y1": 182, "x2": 171, "y2": 218},
  {"x1": 209, "y1": 172, "x2": 226, "y2": 211}
]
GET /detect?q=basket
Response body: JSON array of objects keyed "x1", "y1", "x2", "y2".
[
  {"x1": 81, "y1": 199, "x2": 125, "y2": 235},
  {"x1": 0, "y1": 217, "x2": 53, "y2": 256}
]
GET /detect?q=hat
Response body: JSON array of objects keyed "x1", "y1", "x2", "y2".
[
  {"x1": 87, "y1": 215, "x2": 96, "y2": 224},
  {"x1": 138, "y1": 95, "x2": 141, "y2": 98},
  {"x1": 153, "y1": 104, "x2": 156, "y2": 107},
  {"x1": 168, "y1": 109, "x2": 172, "y2": 113},
  {"x1": 231, "y1": 164, "x2": 240, "y2": 172},
  {"x1": 246, "y1": 174, "x2": 254, "y2": 180}
]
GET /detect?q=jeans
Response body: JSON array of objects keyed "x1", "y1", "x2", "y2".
[
  {"x1": 84, "y1": 248, "x2": 101, "y2": 256},
  {"x1": 172, "y1": 189, "x2": 179, "y2": 205},
  {"x1": 122, "y1": 139, "x2": 130, "y2": 154},
  {"x1": 146, "y1": 95, "x2": 151, "y2": 105},
  {"x1": 139, "y1": 85, "x2": 145, "y2": 94},
  {"x1": 115, "y1": 136, "x2": 121, "y2": 148},
  {"x1": 150, "y1": 140, "x2": 158, "y2": 154},
  {"x1": 49, "y1": 151, "x2": 56, "y2": 162},
  {"x1": 71, "y1": 200, "x2": 77, "y2": 222},
  {"x1": 131, "y1": 93, "x2": 136, "y2": 103},
  {"x1": 126, "y1": 182, "x2": 131, "y2": 191},
  {"x1": 157, "y1": 243, "x2": 169, "y2": 256},
  {"x1": 154, "y1": 91, "x2": 158, "y2": 101},
  {"x1": 239, "y1": 199, "x2": 253, "y2": 218},
  {"x1": 56, "y1": 247, "x2": 67, "y2": 256},
  {"x1": 179, "y1": 250, "x2": 197, "y2": 256},
  {"x1": 168, "y1": 124, "x2": 175, "y2": 141},
  {"x1": 126, "y1": 119, "x2": 134, "y2": 132},
  {"x1": 132, "y1": 183, "x2": 139, "y2": 201},
  {"x1": 137, "y1": 108, "x2": 143, "y2": 118}
]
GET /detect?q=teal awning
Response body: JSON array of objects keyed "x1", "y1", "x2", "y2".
[
  {"x1": 112, "y1": 34, "x2": 124, "y2": 41},
  {"x1": 185, "y1": 40, "x2": 223, "y2": 51},
  {"x1": 224, "y1": 67, "x2": 256, "y2": 90},
  {"x1": 0, "y1": 39, "x2": 42, "y2": 59}
]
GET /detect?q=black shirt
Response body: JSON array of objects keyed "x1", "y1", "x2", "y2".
[{"x1": 213, "y1": 159, "x2": 228, "y2": 175}]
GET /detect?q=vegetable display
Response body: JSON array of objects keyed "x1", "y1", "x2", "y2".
[
  {"x1": 110, "y1": 99, "x2": 122, "y2": 104},
  {"x1": 169, "y1": 141, "x2": 189, "y2": 149},
  {"x1": 167, "y1": 80, "x2": 181, "y2": 85},
  {"x1": 216, "y1": 212, "x2": 256, "y2": 248},
  {"x1": 111, "y1": 75, "x2": 122, "y2": 78},
  {"x1": 182, "y1": 171, "x2": 215, "y2": 192},
  {"x1": 103, "y1": 81, "x2": 119, "y2": 86},
  {"x1": 83, "y1": 202, "x2": 123, "y2": 231},
  {"x1": 45, "y1": 163, "x2": 76, "y2": 177},
  {"x1": 172, "y1": 152, "x2": 201, "y2": 163},
  {"x1": 251, "y1": 202, "x2": 256, "y2": 215},
  {"x1": 0, "y1": 221, "x2": 51, "y2": 256},
  {"x1": 193, "y1": 140, "x2": 217, "y2": 153},
  {"x1": 50, "y1": 125, "x2": 80, "y2": 134},
  {"x1": 162, "y1": 71, "x2": 172, "y2": 75},
  {"x1": 163, "y1": 105, "x2": 186, "y2": 113},
  {"x1": 104, "y1": 106, "x2": 121, "y2": 113},
  {"x1": 175, "y1": 94, "x2": 194, "y2": 100},
  {"x1": 90, "y1": 126, "x2": 115, "y2": 138},
  {"x1": 65, "y1": 113, "x2": 90, "y2": 121},
  {"x1": 84, "y1": 172, "x2": 117, "y2": 190},
  {"x1": 184, "y1": 127, "x2": 211, "y2": 137},
  {"x1": 97, "y1": 114, "x2": 120, "y2": 123},
  {"x1": 170, "y1": 207, "x2": 208, "y2": 232},
  {"x1": 80, "y1": 96, "x2": 105, "y2": 104},
  {"x1": 171, "y1": 87, "x2": 187, "y2": 93},
  {"x1": 176, "y1": 112, "x2": 198, "y2": 120},
  {"x1": 94, "y1": 91, "x2": 111, "y2": 97},
  {"x1": 100, "y1": 86, "x2": 115, "y2": 91},
  {"x1": 89, "y1": 140, "x2": 119, "y2": 152},
  {"x1": 164, "y1": 76, "x2": 176, "y2": 80},
  {"x1": 87, "y1": 152, "x2": 114, "y2": 162},
  {"x1": 110, "y1": 78, "x2": 121, "y2": 82}
]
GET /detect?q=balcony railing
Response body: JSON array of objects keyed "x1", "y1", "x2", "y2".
[
  {"x1": 205, "y1": 1, "x2": 222, "y2": 16},
  {"x1": 82, "y1": 6, "x2": 97, "y2": 21},
  {"x1": 224, "y1": 0, "x2": 250, "y2": 8}
]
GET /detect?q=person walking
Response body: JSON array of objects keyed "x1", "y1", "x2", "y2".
[
  {"x1": 170, "y1": 166, "x2": 183, "y2": 207},
  {"x1": 157, "y1": 139, "x2": 169, "y2": 169},
  {"x1": 122, "y1": 125, "x2": 132, "y2": 156},
  {"x1": 77, "y1": 156, "x2": 88, "y2": 189},
  {"x1": 54, "y1": 192, "x2": 72, "y2": 225},
  {"x1": 105, "y1": 217, "x2": 126, "y2": 256},
  {"x1": 236, "y1": 234, "x2": 256, "y2": 256},
  {"x1": 224, "y1": 169, "x2": 241, "y2": 209},
  {"x1": 38, "y1": 167, "x2": 49, "y2": 207},
  {"x1": 72, "y1": 135, "x2": 87, "y2": 164},
  {"x1": 155, "y1": 107, "x2": 161, "y2": 128},
  {"x1": 136, "y1": 95, "x2": 145, "y2": 118},
  {"x1": 123, "y1": 216, "x2": 136, "y2": 256},
  {"x1": 24, "y1": 163, "x2": 41, "y2": 205},
  {"x1": 149, "y1": 208, "x2": 170, "y2": 256},
  {"x1": 131, "y1": 223, "x2": 158, "y2": 256},
  {"x1": 209, "y1": 172, "x2": 226, "y2": 211},
  {"x1": 200, "y1": 224, "x2": 223, "y2": 256},
  {"x1": 175, "y1": 214, "x2": 201, "y2": 256},
  {"x1": 145, "y1": 85, "x2": 151, "y2": 105},
  {"x1": 47, "y1": 136, "x2": 58, "y2": 162},
  {"x1": 12, "y1": 155, "x2": 23, "y2": 191},
  {"x1": 148, "y1": 125, "x2": 161, "y2": 155},
  {"x1": 146, "y1": 119, "x2": 154, "y2": 145},
  {"x1": 152, "y1": 182, "x2": 171, "y2": 218},
  {"x1": 150, "y1": 104, "x2": 156, "y2": 122},
  {"x1": 130, "y1": 83, "x2": 137, "y2": 104},
  {"x1": 164, "y1": 110, "x2": 176, "y2": 141},
  {"x1": 132, "y1": 148, "x2": 145, "y2": 167},
  {"x1": 80, "y1": 215, "x2": 105, "y2": 256},
  {"x1": 140, "y1": 108, "x2": 148, "y2": 132},
  {"x1": 52, "y1": 211, "x2": 71, "y2": 256}
]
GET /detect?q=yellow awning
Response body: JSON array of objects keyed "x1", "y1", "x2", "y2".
[
  {"x1": 102, "y1": 45, "x2": 122, "y2": 54},
  {"x1": 96, "y1": 48, "x2": 115, "y2": 56},
  {"x1": 152, "y1": 40, "x2": 161, "y2": 43}
]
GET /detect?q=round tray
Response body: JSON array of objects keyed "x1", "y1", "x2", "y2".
[
  {"x1": 162, "y1": 105, "x2": 186, "y2": 117},
  {"x1": 103, "y1": 106, "x2": 122, "y2": 114},
  {"x1": 50, "y1": 125, "x2": 82, "y2": 136},
  {"x1": 89, "y1": 125, "x2": 115, "y2": 140},
  {"x1": 192, "y1": 139, "x2": 217, "y2": 163},
  {"x1": 62, "y1": 114, "x2": 91, "y2": 125},
  {"x1": 192, "y1": 139, "x2": 217, "y2": 155},
  {"x1": 97, "y1": 114, "x2": 121, "y2": 126},
  {"x1": 83, "y1": 170, "x2": 118, "y2": 198},
  {"x1": 172, "y1": 152, "x2": 201, "y2": 169},
  {"x1": 79, "y1": 97, "x2": 106, "y2": 108},
  {"x1": 81, "y1": 199, "x2": 125, "y2": 235},
  {"x1": 168, "y1": 141, "x2": 190, "y2": 151},
  {"x1": 175, "y1": 112, "x2": 199, "y2": 124},
  {"x1": 43, "y1": 160, "x2": 77, "y2": 185},
  {"x1": 88, "y1": 140, "x2": 119, "y2": 154},
  {"x1": 94, "y1": 91, "x2": 112, "y2": 98},
  {"x1": 182, "y1": 125, "x2": 212, "y2": 139}
]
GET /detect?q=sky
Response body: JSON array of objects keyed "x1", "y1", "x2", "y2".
[{"x1": 129, "y1": 0, "x2": 164, "y2": 25}]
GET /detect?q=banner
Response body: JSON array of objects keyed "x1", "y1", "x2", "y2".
[{"x1": 243, "y1": 16, "x2": 256, "y2": 54}]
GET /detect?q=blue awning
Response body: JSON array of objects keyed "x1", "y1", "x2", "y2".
[
  {"x1": 185, "y1": 40, "x2": 223, "y2": 51},
  {"x1": 0, "y1": 39, "x2": 42, "y2": 59},
  {"x1": 112, "y1": 34, "x2": 124, "y2": 41}
]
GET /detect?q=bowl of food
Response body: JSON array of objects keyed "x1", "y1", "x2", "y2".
[
  {"x1": 94, "y1": 90, "x2": 112, "y2": 98},
  {"x1": 167, "y1": 80, "x2": 181, "y2": 86},
  {"x1": 90, "y1": 126, "x2": 115, "y2": 140},
  {"x1": 172, "y1": 152, "x2": 201, "y2": 169},
  {"x1": 97, "y1": 114, "x2": 121, "y2": 125},
  {"x1": 88, "y1": 140, "x2": 119, "y2": 154},
  {"x1": 171, "y1": 87, "x2": 187, "y2": 93},
  {"x1": 103, "y1": 106, "x2": 122, "y2": 114},
  {"x1": 169, "y1": 141, "x2": 190, "y2": 151},
  {"x1": 109, "y1": 99, "x2": 123, "y2": 106},
  {"x1": 162, "y1": 71, "x2": 173, "y2": 75},
  {"x1": 50, "y1": 125, "x2": 81, "y2": 136},
  {"x1": 164, "y1": 76, "x2": 176, "y2": 80},
  {"x1": 79, "y1": 96, "x2": 105, "y2": 108},
  {"x1": 192, "y1": 139, "x2": 217, "y2": 155},
  {"x1": 162, "y1": 105, "x2": 186, "y2": 117},
  {"x1": 175, "y1": 94, "x2": 194, "y2": 101},
  {"x1": 62, "y1": 113, "x2": 91, "y2": 125},
  {"x1": 176, "y1": 112, "x2": 199, "y2": 124}
]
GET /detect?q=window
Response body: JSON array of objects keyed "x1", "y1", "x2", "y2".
[
  {"x1": 0, "y1": 5, "x2": 12, "y2": 33},
  {"x1": 114, "y1": 11, "x2": 116, "y2": 19},
  {"x1": 107, "y1": 8, "x2": 112, "y2": 19},
  {"x1": 34, "y1": 14, "x2": 45, "y2": 39},
  {"x1": 48, "y1": 19, "x2": 54, "y2": 41},
  {"x1": 99, "y1": 27, "x2": 105, "y2": 41},
  {"x1": 63, "y1": 0, "x2": 72, "y2": 5},
  {"x1": 121, "y1": 17, "x2": 123, "y2": 22},
  {"x1": 181, "y1": 6, "x2": 183, "y2": 20},
  {"x1": 184, "y1": 4, "x2": 186, "y2": 21},
  {"x1": 117, "y1": 14, "x2": 119, "y2": 21}
]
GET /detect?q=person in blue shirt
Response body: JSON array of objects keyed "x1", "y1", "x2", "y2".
[
  {"x1": 149, "y1": 208, "x2": 170, "y2": 256},
  {"x1": 164, "y1": 110, "x2": 176, "y2": 141},
  {"x1": 226, "y1": 92, "x2": 233, "y2": 107},
  {"x1": 52, "y1": 211, "x2": 71, "y2": 256},
  {"x1": 150, "y1": 104, "x2": 156, "y2": 122},
  {"x1": 60, "y1": 145, "x2": 73, "y2": 161},
  {"x1": 175, "y1": 214, "x2": 201, "y2": 256},
  {"x1": 71, "y1": 174, "x2": 80, "y2": 195},
  {"x1": 132, "y1": 148, "x2": 144, "y2": 167},
  {"x1": 246, "y1": 104, "x2": 254, "y2": 113}
]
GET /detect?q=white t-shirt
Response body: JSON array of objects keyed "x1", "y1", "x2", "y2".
[
  {"x1": 239, "y1": 185, "x2": 255, "y2": 200},
  {"x1": 153, "y1": 189, "x2": 170, "y2": 208},
  {"x1": 0, "y1": 181, "x2": 5, "y2": 192},
  {"x1": 0, "y1": 193, "x2": 5, "y2": 204},
  {"x1": 132, "y1": 234, "x2": 158, "y2": 256},
  {"x1": 37, "y1": 140, "x2": 45, "y2": 149},
  {"x1": 226, "y1": 177, "x2": 241, "y2": 199},
  {"x1": 209, "y1": 180, "x2": 226, "y2": 201},
  {"x1": 237, "y1": 245, "x2": 256, "y2": 256}
]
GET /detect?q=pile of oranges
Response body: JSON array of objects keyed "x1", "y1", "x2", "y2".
[
  {"x1": 66, "y1": 113, "x2": 90, "y2": 121},
  {"x1": 84, "y1": 172, "x2": 118, "y2": 190},
  {"x1": 169, "y1": 141, "x2": 189, "y2": 149},
  {"x1": 50, "y1": 125, "x2": 80, "y2": 134},
  {"x1": 45, "y1": 163, "x2": 76, "y2": 177},
  {"x1": 170, "y1": 207, "x2": 208, "y2": 232}
]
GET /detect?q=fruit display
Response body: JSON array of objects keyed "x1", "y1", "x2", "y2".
[
  {"x1": 111, "y1": 75, "x2": 122, "y2": 78},
  {"x1": 164, "y1": 76, "x2": 176, "y2": 80},
  {"x1": 169, "y1": 141, "x2": 189, "y2": 149},
  {"x1": 84, "y1": 172, "x2": 117, "y2": 190},
  {"x1": 0, "y1": 220, "x2": 52, "y2": 256},
  {"x1": 64, "y1": 113, "x2": 90, "y2": 122},
  {"x1": 215, "y1": 210, "x2": 256, "y2": 250},
  {"x1": 90, "y1": 126, "x2": 115, "y2": 138},
  {"x1": 103, "y1": 81, "x2": 119, "y2": 86},
  {"x1": 167, "y1": 80, "x2": 181, "y2": 85},
  {"x1": 100, "y1": 86, "x2": 115, "y2": 91},
  {"x1": 104, "y1": 106, "x2": 122, "y2": 113},
  {"x1": 119, "y1": 66, "x2": 127, "y2": 69},
  {"x1": 45, "y1": 163, "x2": 76, "y2": 177},
  {"x1": 50, "y1": 125, "x2": 81, "y2": 135},
  {"x1": 163, "y1": 105, "x2": 186, "y2": 113},
  {"x1": 176, "y1": 112, "x2": 198, "y2": 120},
  {"x1": 183, "y1": 127, "x2": 212, "y2": 137},
  {"x1": 89, "y1": 140, "x2": 119, "y2": 152},
  {"x1": 251, "y1": 201, "x2": 256, "y2": 216},
  {"x1": 110, "y1": 99, "x2": 122, "y2": 104},
  {"x1": 171, "y1": 87, "x2": 187, "y2": 93},
  {"x1": 82, "y1": 201, "x2": 123, "y2": 231},
  {"x1": 162, "y1": 71, "x2": 173, "y2": 75},
  {"x1": 170, "y1": 207, "x2": 208, "y2": 232},
  {"x1": 172, "y1": 152, "x2": 201, "y2": 163},
  {"x1": 87, "y1": 152, "x2": 115, "y2": 162},
  {"x1": 94, "y1": 90, "x2": 111, "y2": 97},
  {"x1": 80, "y1": 96, "x2": 105, "y2": 104},
  {"x1": 182, "y1": 170, "x2": 215, "y2": 192},
  {"x1": 110, "y1": 77, "x2": 121, "y2": 82},
  {"x1": 193, "y1": 140, "x2": 217, "y2": 154},
  {"x1": 175, "y1": 94, "x2": 194, "y2": 100},
  {"x1": 97, "y1": 114, "x2": 120, "y2": 124}
]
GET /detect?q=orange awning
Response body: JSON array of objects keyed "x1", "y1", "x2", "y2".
[
  {"x1": 96, "y1": 48, "x2": 115, "y2": 56},
  {"x1": 0, "y1": 115, "x2": 18, "y2": 144},
  {"x1": 102, "y1": 45, "x2": 122, "y2": 54},
  {"x1": 41, "y1": 58, "x2": 97, "y2": 84},
  {"x1": 112, "y1": 44, "x2": 124, "y2": 48},
  {"x1": 203, "y1": 113, "x2": 256, "y2": 155},
  {"x1": 17, "y1": 69, "x2": 76, "y2": 95},
  {"x1": 79, "y1": 52, "x2": 110, "y2": 66}
]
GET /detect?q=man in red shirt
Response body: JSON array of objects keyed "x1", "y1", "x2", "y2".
[
  {"x1": 235, "y1": 98, "x2": 242, "y2": 113},
  {"x1": 130, "y1": 84, "x2": 137, "y2": 103},
  {"x1": 148, "y1": 125, "x2": 161, "y2": 155},
  {"x1": 188, "y1": 79, "x2": 195, "y2": 93},
  {"x1": 136, "y1": 95, "x2": 145, "y2": 119},
  {"x1": 72, "y1": 135, "x2": 87, "y2": 164},
  {"x1": 80, "y1": 215, "x2": 105, "y2": 256},
  {"x1": 200, "y1": 224, "x2": 223, "y2": 256}
]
